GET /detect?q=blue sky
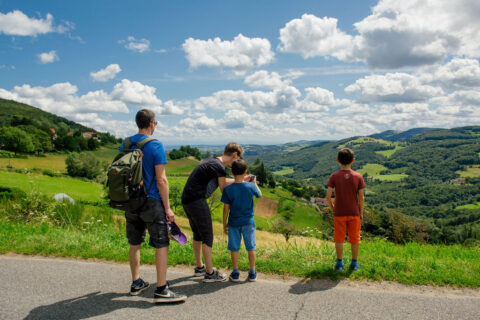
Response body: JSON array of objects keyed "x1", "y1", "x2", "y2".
[{"x1": 1, "y1": 0, "x2": 479, "y2": 145}]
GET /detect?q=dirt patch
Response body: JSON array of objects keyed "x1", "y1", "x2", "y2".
[{"x1": 255, "y1": 197, "x2": 278, "y2": 218}]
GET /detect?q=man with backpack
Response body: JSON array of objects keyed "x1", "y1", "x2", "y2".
[{"x1": 117, "y1": 109, "x2": 186, "y2": 303}]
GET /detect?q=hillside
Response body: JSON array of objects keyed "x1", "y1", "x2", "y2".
[
  {"x1": 247, "y1": 126, "x2": 480, "y2": 245},
  {"x1": 369, "y1": 127, "x2": 438, "y2": 141},
  {"x1": 0, "y1": 98, "x2": 117, "y2": 142}
]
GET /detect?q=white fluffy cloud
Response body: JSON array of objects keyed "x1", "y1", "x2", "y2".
[
  {"x1": 182, "y1": 34, "x2": 275, "y2": 74},
  {"x1": 221, "y1": 110, "x2": 251, "y2": 129},
  {"x1": 179, "y1": 115, "x2": 217, "y2": 130},
  {"x1": 244, "y1": 70, "x2": 290, "y2": 89},
  {"x1": 193, "y1": 85, "x2": 301, "y2": 114},
  {"x1": 156, "y1": 100, "x2": 185, "y2": 116},
  {"x1": 111, "y1": 79, "x2": 162, "y2": 107},
  {"x1": 278, "y1": 14, "x2": 354, "y2": 61},
  {"x1": 90, "y1": 64, "x2": 122, "y2": 82},
  {"x1": 279, "y1": 1, "x2": 480, "y2": 69},
  {"x1": 119, "y1": 36, "x2": 150, "y2": 53},
  {"x1": 37, "y1": 51, "x2": 59, "y2": 64},
  {"x1": 0, "y1": 10, "x2": 72, "y2": 36},
  {"x1": 420, "y1": 58, "x2": 480, "y2": 90},
  {"x1": 298, "y1": 87, "x2": 336, "y2": 113},
  {"x1": 0, "y1": 82, "x2": 129, "y2": 116},
  {"x1": 345, "y1": 73, "x2": 443, "y2": 102}
]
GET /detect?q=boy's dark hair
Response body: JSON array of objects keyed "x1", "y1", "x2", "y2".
[
  {"x1": 224, "y1": 142, "x2": 244, "y2": 158},
  {"x1": 337, "y1": 148, "x2": 355, "y2": 165},
  {"x1": 135, "y1": 109, "x2": 156, "y2": 129},
  {"x1": 231, "y1": 159, "x2": 248, "y2": 176}
]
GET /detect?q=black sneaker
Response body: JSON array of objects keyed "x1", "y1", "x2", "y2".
[
  {"x1": 203, "y1": 268, "x2": 227, "y2": 283},
  {"x1": 130, "y1": 278, "x2": 150, "y2": 296},
  {"x1": 194, "y1": 265, "x2": 206, "y2": 277},
  {"x1": 153, "y1": 284, "x2": 187, "y2": 303}
]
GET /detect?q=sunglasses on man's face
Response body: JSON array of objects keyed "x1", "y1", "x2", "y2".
[{"x1": 153, "y1": 121, "x2": 158, "y2": 126}]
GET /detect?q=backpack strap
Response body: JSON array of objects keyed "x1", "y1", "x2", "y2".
[
  {"x1": 134, "y1": 136, "x2": 157, "y2": 196},
  {"x1": 136, "y1": 137, "x2": 156, "y2": 150},
  {"x1": 123, "y1": 137, "x2": 133, "y2": 151}
]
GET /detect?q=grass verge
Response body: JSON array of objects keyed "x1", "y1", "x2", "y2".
[{"x1": 1, "y1": 217, "x2": 479, "y2": 287}]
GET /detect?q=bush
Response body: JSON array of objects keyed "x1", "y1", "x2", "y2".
[
  {"x1": 42, "y1": 169, "x2": 58, "y2": 177},
  {"x1": 65, "y1": 152, "x2": 103, "y2": 179}
]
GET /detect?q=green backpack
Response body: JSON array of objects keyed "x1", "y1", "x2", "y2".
[{"x1": 107, "y1": 136, "x2": 155, "y2": 212}]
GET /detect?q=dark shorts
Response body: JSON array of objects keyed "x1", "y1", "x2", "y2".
[
  {"x1": 182, "y1": 198, "x2": 213, "y2": 247},
  {"x1": 125, "y1": 198, "x2": 169, "y2": 248}
]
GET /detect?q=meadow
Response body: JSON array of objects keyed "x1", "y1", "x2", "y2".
[
  {"x1": 358, "y1": 163, "x2": 408, "y2": 181},
  {"x1": 457, "y1": 165, "x2": 480, "y2": 178},
  {"x1": 1, "y1": 149, "x2": 479, "y2": 287}
]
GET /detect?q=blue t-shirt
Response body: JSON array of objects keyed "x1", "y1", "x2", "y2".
[
  {"x1": 221, "y1": 182, "x2": 261, "y2": 227},
  {"x1": 120, "y1": 134, "x2": 168, "y2": 201}
]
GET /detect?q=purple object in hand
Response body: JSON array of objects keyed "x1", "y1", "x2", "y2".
[{"x1": 168, "y1": 221, "x2": 188, "y2": 246}]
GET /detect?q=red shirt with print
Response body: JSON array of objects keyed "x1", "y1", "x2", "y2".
[{"x1": 327, "y1": 169, "x2": 365, "y2": 217}]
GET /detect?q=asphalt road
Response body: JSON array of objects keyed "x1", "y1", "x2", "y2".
[{"x1": 1, "y1": 255, "x2": 479, "y2": 320}]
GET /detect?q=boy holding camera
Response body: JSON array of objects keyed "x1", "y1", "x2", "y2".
[{"x1": 221, "y1": 159, "x2": 262, "y2": 282}]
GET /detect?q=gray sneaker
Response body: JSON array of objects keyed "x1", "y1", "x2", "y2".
[
  {"x1": 130, "y1": 278, "x2": 150, "y2": 296},
  {"x1": 194, "y1": 265, "x2": 206, "y2": 277},
  {"x1": 153, "y1": 284, "x2": 187, "y2": 303},
  {"x1": 203, "y1": 268, "x2": 227, "y2": 283}
]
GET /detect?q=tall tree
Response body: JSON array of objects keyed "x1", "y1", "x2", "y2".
[{"x1": 0, "y1": 126, "x2": 35, "y2": 155}]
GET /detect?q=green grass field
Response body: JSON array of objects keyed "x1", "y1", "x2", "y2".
[
  {"x1": 456, "y1": 202, "x2": 480, "y2": 210},
  {"x1": 375, "y1": 173, "x2": 409, "y2": 181},
  {"x1": 376, "y1": 144, "x2": 405, "y2": 158},
  {"x1": 0, "y1": 171, "x2": 104, "y2": 203},
  {"x1": 165, "y1": 157, "x2": 199, "y2": 175},
  {"x1": 457, "y1": 165, "x2": 480, "y2": 178},
  {"x1": 358, "y1": 163, "x2": 408, "y2": 181},
  {"x1": 0, "y1": 146, "x2": 119, "y2": 173},
  {"x1": 358, "y1": 163, "x2": 387, "y2": 176},
  {"x1": 273, "y1": 167, "x2": 294, "y2": 176},
  {"x1": 0, "y1": 154, "x2": 69, "y2": 172},
  {"x1": 337, "y1": 137, "x2": 391, "y2": 149}
]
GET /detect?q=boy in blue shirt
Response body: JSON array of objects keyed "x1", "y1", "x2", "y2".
[{"x1": 221, "y1": 159, "x2": 262, "y2": 282}]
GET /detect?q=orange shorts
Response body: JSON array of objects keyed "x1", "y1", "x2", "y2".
[{"x1": 334, "y1": 216, "x2": 361, "y2": 244}]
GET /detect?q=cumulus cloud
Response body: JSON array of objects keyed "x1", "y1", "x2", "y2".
[
  {"x1": 278, "y1": 14, "x2": 355, "y2": 61},
  {"x1": 279, "y1": 1, "x2": 480, "y2": 69},
  {"x1": 179, "y1": 115, "x2": 217, "y2": 130},
  {"x1": 244, "y1": 70, "x2": 290, "y2": 89},
  {"x1": 0, "y1": 10, "x2": 72, "y2": 36},
  {"x1": 193, "y1": 85, "x2": 301, "y2": 113},
  {"x1": 221, "y1": 110, "x2": 251, "y2": 129},
  {"x1": 420, "y1": 58, "x2": 480, "y2": 89},
  {"x1": 111, "y1": 79, "x2": 162, "y2": 107},
  {"x1": 345, "y1": 73, "x2": 443, "y2": 102},
  {"x1": 37, "y1": 51, "x2": 59, "y2": 64},
  {"x1": 158, "y1": 100, "x2": 184, "y2": 116},
  {"x1": 0, "y1": 82, "x2": 129, "y2": 117},
  {"x1": 298, "y1": 87, "x2": 336, "y2": 112},
  {"x1": 119, "y1": 36, "x2": 150, "y2": 53},
  {"x1": 182, "y1": 34, "x2": 274, "y2": 74},
  {"x1": 90, "y1": 64, "x2": 121, "y2": 82}
]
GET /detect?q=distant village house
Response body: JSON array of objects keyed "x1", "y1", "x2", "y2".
[{"x1": 81, "y1": 131, "x2": 101, "y2": 141}]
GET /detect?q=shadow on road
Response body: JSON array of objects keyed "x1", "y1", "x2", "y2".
[
  {"x1": 24, "y1": 291, "x2": 155, "y2": 320},
  {"x1": 289, "y1": 269, "x2": 349, "y2": 294},
  {"x1": 24, "y1": 275, "x2": 244, "y2": 319}
]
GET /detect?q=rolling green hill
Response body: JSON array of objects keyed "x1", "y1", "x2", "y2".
[
  {"x1": 247, "y1": 126, "x2": 480, "y2": 245},
  {"x1": 0, "y1": 98, "x2": 117, "y2": 143}
]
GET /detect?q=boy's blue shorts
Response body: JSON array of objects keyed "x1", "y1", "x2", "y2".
[{"x1": 228, "y1": 224, "x2": 256, "y2": 251}]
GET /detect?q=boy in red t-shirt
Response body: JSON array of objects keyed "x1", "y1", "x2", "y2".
[{"x1": 326, "y1": 148, "x2": 365, "y2": 271}]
